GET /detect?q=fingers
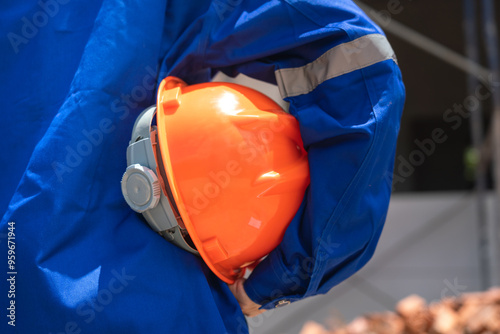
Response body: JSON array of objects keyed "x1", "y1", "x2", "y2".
[{"x1": 228, "y1": 278, "x2": 265, "y2": 317}]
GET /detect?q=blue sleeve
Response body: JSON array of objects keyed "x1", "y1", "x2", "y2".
[
  {"x1": 0, "y1": 1, "x2": 251, "y2": 333},
  {"x1": 164, "y1": 0, "x2": 405, "y2": 309}
]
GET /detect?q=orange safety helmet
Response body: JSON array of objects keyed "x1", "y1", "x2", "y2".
[{"x1": 122, "y1": 76, "x2": 310, "y2": 283}]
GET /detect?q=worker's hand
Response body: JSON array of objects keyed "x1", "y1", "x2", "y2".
[{"x1": 228, "y1": 278, "x2": 265, "y2": 317}]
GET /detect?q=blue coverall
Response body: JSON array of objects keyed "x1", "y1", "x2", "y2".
[{"x1": 0, "y1": 0, "x2": 405, "y2": 333}]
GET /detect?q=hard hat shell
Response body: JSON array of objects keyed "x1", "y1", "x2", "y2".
[{"x1": 156, "y1": 76, "x2": 310, "y2": 283}]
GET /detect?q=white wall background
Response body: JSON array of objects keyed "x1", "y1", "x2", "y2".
[{"x1": 248, "y1": 191, "x2": 497, "y2": 334}]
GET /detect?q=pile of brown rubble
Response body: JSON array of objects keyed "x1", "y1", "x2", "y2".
[{"x1": 300, "y1": 288, "x2": 500, "y2": 334}]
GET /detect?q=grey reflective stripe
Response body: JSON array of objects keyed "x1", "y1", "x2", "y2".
[{"x1": 275, "y1": 34, "x2": 397, "y2": 98}]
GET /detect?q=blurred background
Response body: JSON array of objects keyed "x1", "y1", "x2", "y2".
[{"x1": 218, "y1": 0, "x2": 500, "y2": 333}]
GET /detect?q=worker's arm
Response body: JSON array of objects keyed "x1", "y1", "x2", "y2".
[{"x1": 167, "y1": 0, "x2": 405, "y2": 311}]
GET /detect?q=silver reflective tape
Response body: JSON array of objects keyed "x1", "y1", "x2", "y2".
[{"x1": 275, "y1": 34, "x2": 397, "y2": 98}]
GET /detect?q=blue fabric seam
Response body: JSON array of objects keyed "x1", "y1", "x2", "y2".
[{"x1": 305, "y1": 63, "x2": 382, "y2": 296}]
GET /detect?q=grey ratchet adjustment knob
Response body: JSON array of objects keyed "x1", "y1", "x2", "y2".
[{"x1": 121, "y1": 164, "x2": 161, "y2": 213}]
